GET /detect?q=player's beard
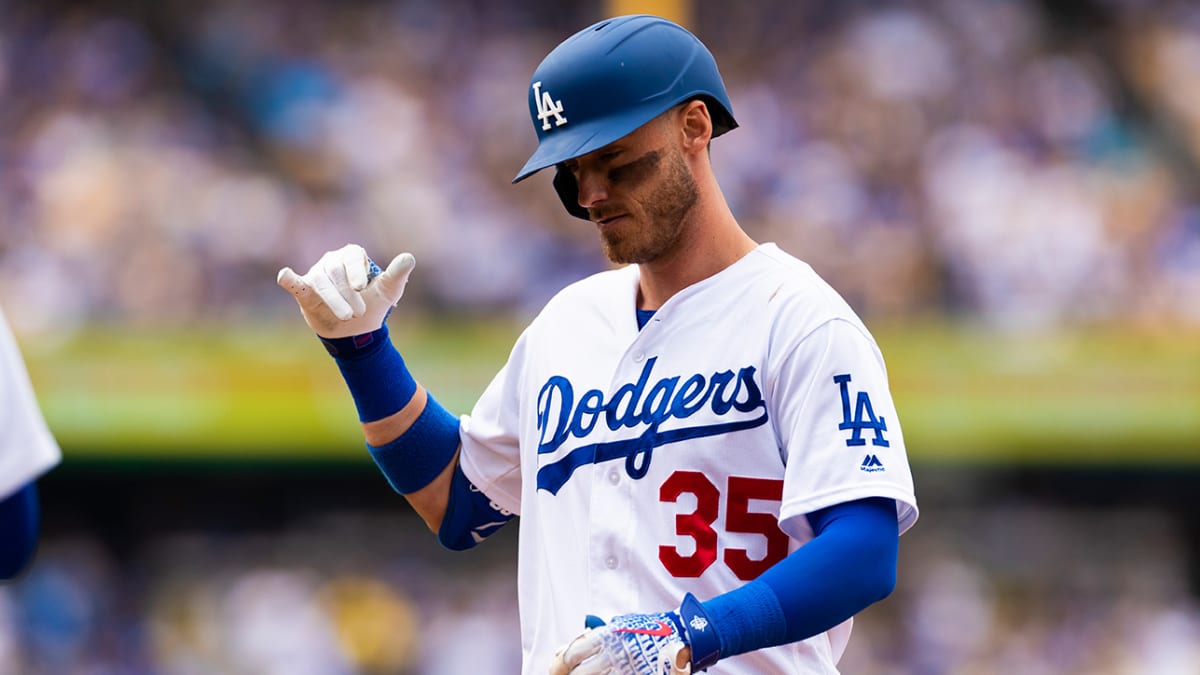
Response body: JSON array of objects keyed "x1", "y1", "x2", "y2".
[{"x1": 598, "y1": 148, "x2": 698, "y2": 265}]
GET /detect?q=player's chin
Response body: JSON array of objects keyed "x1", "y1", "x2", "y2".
[
  {"x1": 599, "y1": 233, "x2": 633, "y2": 264},
  {"x1": 597, "y1": 219, "x2": 622, "y2": 242},
  {"x1": 600, "y1": 234, "x2": 655, "y2": 265}
]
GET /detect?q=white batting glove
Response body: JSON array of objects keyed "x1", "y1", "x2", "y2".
[
  {"x1": 550, "y1": 594, "x2": 722, "y2": 675},
  {"x1": 277, "y1": 244, "x2": 416, "y2": 339},
  {"x1": 550, "y1": 612, "x2": 692, "y2": 675}
]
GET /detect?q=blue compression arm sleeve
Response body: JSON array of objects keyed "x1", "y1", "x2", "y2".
[
  {"x1": 700, "y1": 497, "x2": 899, "y2": 660},
  {"x1": 0, "y1": 482, "x2": 41, "y2": 580}
]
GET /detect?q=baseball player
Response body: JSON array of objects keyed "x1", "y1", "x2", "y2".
[
  {"x1": 0, "y1": 307, "x2": 62, "y2": 580},
  {"x1": 278, "y1": 14, "x2": 918, "y2": 674}
]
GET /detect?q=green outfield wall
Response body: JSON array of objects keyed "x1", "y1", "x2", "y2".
[{"x1": 19, "y1": 319, "x2": 1200, "y2": 465}]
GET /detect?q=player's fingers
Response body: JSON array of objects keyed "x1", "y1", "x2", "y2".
[
  {"x1": 548, "y1": 650, "x2": 570, "y2": 675},
  {"x1": 372, "y1": 252, "x2": 416, "y2": 305},
  {"x1": 278, "y1": 266, "x2": 338, "y2": 314},
  {"x1": 276, "y1": 267, "x2": 308, "y2": 299},
  {"x1": 280, "y1": 266, "x2": 352, "y2": 331},
  {"x1": 550, "y1": 631, "x2": 604, "y2": 675},
  {"x1": 564, "y1": 654, "x2": 611, "y2": 675},
  {"x1": 660, "y1": 642, "x2": 691, "y2": 675},
  {"x1": 342, "y1": 244, "x2": 371, "y2": 291},
  {"x1": 322, "y1": 256, "x2": 367, "y2": 317},
  {"x1": 549, "y1": 638, "x2": 583, "y2": 675},
  {"x1": 308, "y1": 266, "x2": 356, "y2": 321}
]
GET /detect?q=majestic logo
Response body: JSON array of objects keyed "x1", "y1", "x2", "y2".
[
  {"x1": 834, "y1": 374, "x2": 889, "y2": 447},
  {"x1": 532, "y1": 81, "x2": 568, "y2": 131},
  {"x1": 536, "y1": 357, "x2": 768, "y2": 494},
  {"x1": 860, "y1": 454, "x2": 885, "y2": 472}
]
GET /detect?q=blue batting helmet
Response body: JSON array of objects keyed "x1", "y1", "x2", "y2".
[{"x1": 513, "y1": 15, "x2": 737, "y2": 217}]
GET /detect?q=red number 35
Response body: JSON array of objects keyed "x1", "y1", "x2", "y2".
[{"x1": 658, "y1": 470, "x2": 790, "y2": 580}]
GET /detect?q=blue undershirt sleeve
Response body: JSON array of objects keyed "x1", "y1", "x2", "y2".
[
  {"x1": 438, "y1": 464, "x2": 516, "y2": 550},
  {"x1": 699, "y1": 497, "x2": 899, "y2": 660},
  {"x1": 0, "y1": 481, "x2": 41, "y2": 580}
]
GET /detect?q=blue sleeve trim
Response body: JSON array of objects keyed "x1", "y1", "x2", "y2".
[
  {"x1": 0, "y1": 482, "x2": 40, "y2": 580},
  {"x1": 323, "y1": 324, "x2": 418, "y2": 423},
  {"x1": 367, "y1": 393, "x2": 459, "y2": 494},
  {"x1": 437, "y1": 464, "x2": 516, "y2": 551},
  {"x1": 701, "y1": 497, "x2": 899, "y2": 659}
]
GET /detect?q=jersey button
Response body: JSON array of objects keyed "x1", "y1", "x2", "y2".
[
  {"x1": 605, "y1": 556, "x2": 619, "y2": 569},
  {"x1": 633, "y1": 351, "x2": 645, "y2": 363},
  {"x1": 608, "y1": 470, "x2": 620, "y2": 485}
]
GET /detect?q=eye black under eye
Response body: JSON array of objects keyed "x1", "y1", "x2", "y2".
[{"x1": 607, "y1": 149, "x2": 661, "y2": 185}]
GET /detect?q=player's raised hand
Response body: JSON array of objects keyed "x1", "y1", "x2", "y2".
[
  {"x1": 549, "y1": 612, "x2": 692, "y2": 675},
  {"x1": 277, "y1": 243, "x2": 416, "y2": 338}
]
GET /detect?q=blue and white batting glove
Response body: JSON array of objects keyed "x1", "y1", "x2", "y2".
[
  {"x1": 277, "y1": 244, "x2": 416, "y2": 339},
  {"x1": 549, "y1": 594, "x2": 721, "y2": 675}
]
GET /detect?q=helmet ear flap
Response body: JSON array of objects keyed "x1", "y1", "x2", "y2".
[{"x1": 553, "y1": 166, "x2": 591, "y2": 221}]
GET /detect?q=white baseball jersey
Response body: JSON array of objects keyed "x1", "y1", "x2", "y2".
[
  {"x1": 459, "y1": 243, "x2": 918, "y2": 674},
  {"x1": 0, "y1": 307, "x2": 62, "y2": 500}
]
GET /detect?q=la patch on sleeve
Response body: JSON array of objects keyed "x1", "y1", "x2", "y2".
[{"x1": 833, "y1": 374, "x2": 889, "y2": 472}]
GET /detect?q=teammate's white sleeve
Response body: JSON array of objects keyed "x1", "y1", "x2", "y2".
[
  {"x1": 457, "y1": 328, "x2": 530, "y2": 516},
  {"x1": 768, "y1": 317, "x2": 918, "y2": 540},
  {"x1": 0, "y1": 308, "x2": 62, "y2": 499}
]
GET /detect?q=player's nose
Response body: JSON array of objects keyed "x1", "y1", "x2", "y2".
[{"x1": 575, "y1": 169, "x2": 609, "y2": 211}]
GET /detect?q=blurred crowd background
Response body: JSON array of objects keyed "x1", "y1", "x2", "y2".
[
  {"x1": 5, "y1": 469, "x2": 1199, "y2": 675},
  {"x1": 2, "y1": 0, "x2": 1200, "y2": 333},
  {"x1": 2, "y1": 0, "x2": 1199, "y2": 673}
]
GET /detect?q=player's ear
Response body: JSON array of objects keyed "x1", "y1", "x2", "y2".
[{"x1": 679, "y1": 100, "x2": 712, "y2": 154}]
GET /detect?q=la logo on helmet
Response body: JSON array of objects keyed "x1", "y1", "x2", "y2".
[{"x1": 533, "y1": 81, "x2": 568, "y2": 131}]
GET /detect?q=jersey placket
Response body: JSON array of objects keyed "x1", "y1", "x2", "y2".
[{"x1": 586, "y1": 317, "x2": 663, "y2": 614}]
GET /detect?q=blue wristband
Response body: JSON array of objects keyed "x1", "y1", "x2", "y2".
[
  {"x1": 321, "y1": 324, "x2": 418, "y2": 423},
  {"x1": 367, "y1": 393, "x2": 460, "y2": 494},
  {"x1": 700, "y1": 581, "x2": 786, "y2": 664},
  {"x1": 679, "y1": 592, "x2": 722, "y2": 670}
]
